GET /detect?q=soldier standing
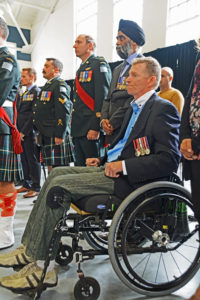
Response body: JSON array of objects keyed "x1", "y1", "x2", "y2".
[
  {"x1": 17, "y1": 68, "x2": 41, "y2": 198},
  {"x1": 0, "y1": 17, "x2": 22, "y2": 249},
  {"x1": 72, "y1": 34, "x2": 112, "y2": 166},
  {"x1": 33, "y1": 58, "x2": 74, "y2": 173}
]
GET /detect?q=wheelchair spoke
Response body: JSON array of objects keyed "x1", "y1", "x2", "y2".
[
  {"x1": 161, "y1": 253, "x2": 169, "y2": 282},
  {"x1": 169, "y1": 250, "x2": 182, "y2": 275}
]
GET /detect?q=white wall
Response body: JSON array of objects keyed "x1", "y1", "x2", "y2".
[
  {"x1": 30, "y1": 0, "x2": 169, "y2": 84},
  {"x1": 31, "y1": 0, "x2": 75, "y2": 85}
]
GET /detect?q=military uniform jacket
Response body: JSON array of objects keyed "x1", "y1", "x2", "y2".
[
  {"x1": 17, "y1": 85, "x2": 41, "y2": 136},
  {"x1": 101, "y1": 54, "x2": 143, "y2": 134},
  {"x1": 0, "y1": 46, "x2": 20, "y2": 134},
  {"x1": 33, "y1": 77, "x2": 72, "y2": 139},
  {"x1": 71, "y1": 54, "x2": 111, "y2": 137}
]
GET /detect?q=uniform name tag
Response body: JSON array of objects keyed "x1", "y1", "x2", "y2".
[
  {"x1": 2, "y1": 61, "x2": 13, "y2": 72},
  {"x1": 60, "y1": 86, "x2": 66, "y2": 93},
  {"x1": 100, "y1": 65, "x2": 107, "y2": 72}
]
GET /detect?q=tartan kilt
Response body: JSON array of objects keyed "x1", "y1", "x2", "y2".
[
  {"x1": 0, "y1": 134, "x2": 23, "y2": 182},
  {"x1": 41, "y1": 134, "x2": 75, "y2": 166}
]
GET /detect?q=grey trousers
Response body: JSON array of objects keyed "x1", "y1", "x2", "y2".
[{"x1": 22, "y1": 166, "x2": 114, "y2": 260}]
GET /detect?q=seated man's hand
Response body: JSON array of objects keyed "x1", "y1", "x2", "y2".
[
  {"x1": 87, "y1": 130, "x2": 100, "y2": 140},
  {"x1": 180, "y1": 138, "x2": 197, "y2": 160},
  {"x1": 101, "y1": 119, "x2": 114, "y2": 135},
  {"x1": 55, "y1": 137, "x2": 64, "y2": 145},
  {"x1": 105, "y1": 161, "x2": 122, "y2": 178},
  {"x1": 86, "y1": 158, "x2": 100, "y2": 167}
]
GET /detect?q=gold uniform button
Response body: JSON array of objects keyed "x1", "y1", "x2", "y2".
[
  {"x1": 33, "y1": 112, "x2": 35, "y2": 114},
  {"x1": 72, "y1": 109, "x2": 75, "y2": 112},
  {"x1": 73, "y1": 99, "x2": 76, "y2": 103}
]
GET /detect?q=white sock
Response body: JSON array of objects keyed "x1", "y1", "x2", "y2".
[{"x1": 37, "y1": 260, "x2": 55, "y2": 272}]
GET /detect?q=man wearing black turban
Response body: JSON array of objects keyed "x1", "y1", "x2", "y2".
[{"x1": 101, "y1": 19, "x2": 146, "y2": 144}]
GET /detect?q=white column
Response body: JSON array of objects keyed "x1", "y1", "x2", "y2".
[
  {"x1": 97, "y1": 0, "x2": 114, "y2": 61},
  {"x1": 142, "y1": 0, "x2": 168, "y2": 53}
]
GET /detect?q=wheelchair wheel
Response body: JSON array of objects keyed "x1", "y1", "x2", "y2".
[
  {"x1": 55, "y1": 244, "x2": 73, "y2": 266},
  {"x1": 108, "y1": 181, "x2": 200, "y2": 296},
  {"x1": 74, "y1": 276, "x2": 100, "y2": 300}
]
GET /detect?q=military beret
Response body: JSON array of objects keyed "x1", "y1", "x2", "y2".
[{"x1": 118, "y1": 19, "x2": 145, "y2": 46}]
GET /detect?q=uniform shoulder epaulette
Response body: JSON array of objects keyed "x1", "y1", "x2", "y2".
[
  {"x1": 58, "y1": 78, "x2": 66, "y2": 85},
  {"x1": 6, "y1": 56, "x2": 14, "y2": 63},
  {"x1": 92, "y1": 56, "x2": 107, "y2": 66}
]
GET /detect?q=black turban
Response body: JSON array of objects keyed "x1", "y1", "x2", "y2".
[{"x1": 118, "y1": 19, "x2": 145, "y2": 46}]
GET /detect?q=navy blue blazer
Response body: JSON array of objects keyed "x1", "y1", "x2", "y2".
[{"x1": 101, "y1": 92, "x2": 181, "y2": 198}]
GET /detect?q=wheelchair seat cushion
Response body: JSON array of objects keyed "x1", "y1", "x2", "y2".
[{"x1": 74, "y1": 194, "x2": 122, "y2": 213}]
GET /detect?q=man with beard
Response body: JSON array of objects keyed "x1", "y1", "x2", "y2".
[{"x1": 101, "y1": 19, "x2": 145, "y2": 144}]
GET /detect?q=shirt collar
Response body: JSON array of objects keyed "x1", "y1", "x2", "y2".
[
  {"x1": 47, "y1": 76, "x2": 59, "y2": 84},
  {"x1": 26, "y1": 84, "x2": 34, "y2": 92},
  {"x1": 132, "y1": 90, "x2": 155, "y2": 109},
  {"x1": 81, "y1": 54, "x2": 94, "y2": 65},
  {"x1": 126, "y1": 52, "x2": 138, "y2": 65}
]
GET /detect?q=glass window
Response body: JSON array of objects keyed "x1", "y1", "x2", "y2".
[
  {"x1": 113, "y1": 0, "x2": 143, "y2": 61},
  {"x1": 166, "y1": 0, "x2": 200, "y2": 46}
]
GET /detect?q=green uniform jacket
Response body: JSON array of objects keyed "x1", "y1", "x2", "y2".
[
  {"x1": 33, "y1": 77, "x2": 72, "y2": 139},
  {"x1": 71, "y1": 54, "x2": 111, "y2": 137},
  {"x1": 0, "y1": 47, "x2": 20, "y2": 134}
]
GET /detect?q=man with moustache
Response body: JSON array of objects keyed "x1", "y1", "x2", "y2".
[
  {"x1": 101, "y1": 19, "x2": 145, "y2": 144},
  {"x1": 33, "y1": 58, "x2": 74, "y2": 173}
]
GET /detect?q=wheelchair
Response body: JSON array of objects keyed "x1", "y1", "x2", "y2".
[{"x1": 33, "y1": 174, "x2": 200, "y2": 300}]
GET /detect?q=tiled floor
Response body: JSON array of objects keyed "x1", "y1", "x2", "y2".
[{"x1": 0, "y1": 177, "x2": 199, "y2": 300}]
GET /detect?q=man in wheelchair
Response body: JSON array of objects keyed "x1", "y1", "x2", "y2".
[{"x1": 0, "y1": 57, "x2": 181, "y2": 294}]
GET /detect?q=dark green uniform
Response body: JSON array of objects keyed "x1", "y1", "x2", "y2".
[
  {"x1": 33, "y1": 76, "x2": 74, "y2": 166},
  {"x1": 0, "y1": 47, "x2": 20, "y2": 134},
  {"x1": 71, "y1": 54, "x2": 111, "y2": 165},
  {"x1": 0, "y1": 46, "x2": 22, "y2": 182},
  {"x1": 33, "y1": 77, "x2": 72, "y2": 139}
]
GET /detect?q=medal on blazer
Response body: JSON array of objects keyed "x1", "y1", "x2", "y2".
[
  {"x1": 117, "y1": 76, "x2": 128, "y2": 90},
  {"x1": 138, "y1": 138, "x2": 145, "y2": 156},
  {"x1": 133, "y1": 140, "x2": 140, "y2": 157},
  {"x1": 143, "y1": 136, "x2": 150, "y2": 155},
  {"x1": 133, "y1": 137, "x2": 150, "y2": 157}
]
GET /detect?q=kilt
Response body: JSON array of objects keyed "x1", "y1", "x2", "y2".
[
  {"x1": 0, "y1": 135, "x2": 23, "y2": 182},
  {"x1": 41, "y1": 134, "x2": 75, "y2": 166}
]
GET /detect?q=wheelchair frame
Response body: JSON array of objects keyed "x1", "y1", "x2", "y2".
[{"x1": 31, "y1": 178, "x2": 200, "y2": 300}]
